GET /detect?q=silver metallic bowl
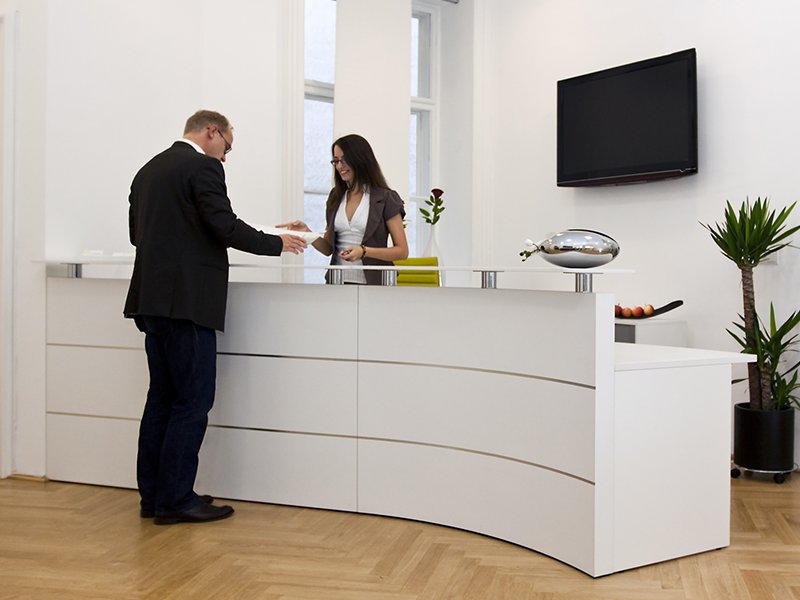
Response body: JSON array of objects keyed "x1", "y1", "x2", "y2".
[{"x1": 537, "y1": 229, "x2": 620, "y2": 268}]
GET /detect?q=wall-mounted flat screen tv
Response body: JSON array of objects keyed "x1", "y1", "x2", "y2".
[{"x1": 557, "y1": 48, "x2": 698, "y2": 187}]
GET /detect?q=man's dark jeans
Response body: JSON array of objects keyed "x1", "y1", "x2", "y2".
[{"x1": 134, "y1": 315, "x2": 217, "y2": 515}]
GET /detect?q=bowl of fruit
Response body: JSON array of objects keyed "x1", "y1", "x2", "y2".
[{"x1": 614, "y1": 300, "x2": 683, "y2": 319}]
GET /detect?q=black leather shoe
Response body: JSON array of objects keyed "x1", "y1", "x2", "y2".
[
  {"x1": 153, "y1": 502, "x2": 234, "y2": 525},
  {"x1": 140, "y1": 494, "x2": 214, "y2": 519}
]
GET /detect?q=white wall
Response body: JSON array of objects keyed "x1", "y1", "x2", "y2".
[
  {"x1": 5, "y1": 0, "x2": 297, "y2": 475},
  {"x1": 0, "y1": 9, "x2": 14, "y2": 477},
  {"x1": 437, "y1": 0, "x2": 473, "y2": 286},
  {"x1": 334, "y1": 0, "x2": 410, "y2": 199},
  {"x1": 5, "y1": 0, "x2": 800, "y2": 474},
  {"x1": 1, "y1": 0, "x2": 48, "y2": 477},
  {"x1": 44, "y1": 0, "x2": 293, "y2": 259},
  {"x1": 480, "y1": 0, "x2": 800, "y2": 352},
  {"x1": 479, "y1": 0, "x2": 800, "y2": 458}
]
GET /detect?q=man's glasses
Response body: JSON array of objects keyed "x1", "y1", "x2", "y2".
[
  {"x1": 217, "y1": 129, "x2": 232, "y2": 154},
  {"x1": 330, "y1": 157, "x2": 347, "y2": 166}
]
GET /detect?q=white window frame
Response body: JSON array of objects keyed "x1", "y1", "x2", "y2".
[
  {"x1": 303, "y1": 81, "x2": 335, "y2": 198},
  {"x1": 302, "y1": 85, "x2": 335, "y2": 283},
  {"x1": 411, "y1": 2, "x2": 440, "y2": 254},
  {"x1": 301, "y1": 0, "x2": 337, "y2": 283}
]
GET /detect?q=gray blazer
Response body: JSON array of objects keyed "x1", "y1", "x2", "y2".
[{"x1": 323, "y1": 186, "x2": 406, "y2": 285}]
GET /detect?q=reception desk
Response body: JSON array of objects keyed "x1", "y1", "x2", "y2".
[{"x1": 44, "y1": 276, "x2": 752, "y2": 577}]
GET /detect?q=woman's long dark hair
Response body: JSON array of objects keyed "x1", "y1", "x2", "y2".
[{"x1": 329, "y1": 135, "x2": 389, "y2": 205}]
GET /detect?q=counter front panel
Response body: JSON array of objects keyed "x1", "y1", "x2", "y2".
[{"x1": 44, "y1": 277, "x2": 746, "y2": 577}]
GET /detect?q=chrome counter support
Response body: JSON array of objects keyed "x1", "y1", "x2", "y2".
[
  {"x1": 66, "y1": 263, "x2": 82, "y2": 278},
  {"x1": 479, "y1": 270, "x2": 498, "y2": 289},
  {"x1": 574, "y1": 273, "x2": 593, "y2": 293},
  {"x1": 329, "y1": 270, "x2": 344, "y2": 285},
  {"x1": 382, "y1": 270, "x2": 398, "y2": 286}
]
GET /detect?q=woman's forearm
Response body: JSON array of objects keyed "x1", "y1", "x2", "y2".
[
  {"x1": 360, "y1": 244, "x2": 408, "y2": 262},
  {"x1": 372, "y1": 214, "x2": 409, "y2": 261}
]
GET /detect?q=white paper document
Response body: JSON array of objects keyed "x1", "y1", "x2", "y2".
[{"x1": 257, "y1": 226, "x2": 322, "y2": 243}]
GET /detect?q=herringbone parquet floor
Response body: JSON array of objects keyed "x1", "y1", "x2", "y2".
[{"x1": 0, "y1": 474, "x2": 799, "y2": 599}]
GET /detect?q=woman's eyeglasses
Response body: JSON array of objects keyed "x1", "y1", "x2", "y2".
[{"x1": 330, "y1": 157, "x2": 347, "y2": 166}]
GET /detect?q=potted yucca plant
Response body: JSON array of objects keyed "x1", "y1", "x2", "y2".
[{"x1": 702, "y1": 197, "x2": 800, "y2": 482}]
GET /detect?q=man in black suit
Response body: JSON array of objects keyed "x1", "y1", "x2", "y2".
[{"x1": 124, "y1": 110, "x2": 307, "y2": 524}]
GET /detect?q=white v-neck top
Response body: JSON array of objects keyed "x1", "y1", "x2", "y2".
[{"x1": 333, "y1": 189, "x2": 371, "y2": 284}]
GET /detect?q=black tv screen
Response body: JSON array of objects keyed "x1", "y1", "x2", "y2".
[{"x1": 557, "y1": 48, "x2": 698, "y2": 187}]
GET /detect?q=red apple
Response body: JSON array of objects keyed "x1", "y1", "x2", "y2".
[
  {"x1": 643, "y1": 304, "x2": 654, "y2": 316},
  {"x1": 632, "y1": 306, "x2": 644, "y2": 318},
  {"x1": 614, "y1": 304, "x2": 622, "y2": 317},
  {"x1": 621, "y1": 307, "x2": 632, "y2": 318}
]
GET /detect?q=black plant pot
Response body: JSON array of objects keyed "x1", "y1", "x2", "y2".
[{"x1": 733, "y1": 402, "x2": 795, "y2": 473}]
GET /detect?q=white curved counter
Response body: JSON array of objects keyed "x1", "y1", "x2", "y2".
[{"x1": 44, "y1": 277, "x2": 752, "y2": 576}]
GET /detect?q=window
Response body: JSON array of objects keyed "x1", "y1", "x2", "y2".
[
  {"x1": 304, "y1": 0, "x2": 336, "y2": 85},
  {"x1": 303, "y1": 96, "x2": 333, "y2": 236},
  {"x1": 303, "y1": 0, "x2": 336, "y2": 283},
  {"x1": 411, "y1": 9, "x2": 431, "y2": 99},
  {"x1": 302, "y1": 1, "x2": 438, "y2": 268},
  {"x1": 410, "y1": 6, "x2": 437, "y2": 254}
]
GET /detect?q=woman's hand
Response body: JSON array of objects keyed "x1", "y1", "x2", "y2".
[
  {"x1": 275, "y1": 220, "x2": 312, "y2": 233},
  {"x1": 339, "y1": 245, "x2": 365, "y2": 262}
]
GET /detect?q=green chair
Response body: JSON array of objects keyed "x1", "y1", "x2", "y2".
[{"x1": 394, "y1": 257, "x2": 440, "y2": 287}]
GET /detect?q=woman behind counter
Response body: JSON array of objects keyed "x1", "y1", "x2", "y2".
[{"x1": 280, "y1": 134, "x2": 408, "y2": 284}]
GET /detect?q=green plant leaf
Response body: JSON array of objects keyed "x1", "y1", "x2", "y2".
[
  {"x1": 701, "y1": 197, "x2": 800, "y2": 268},
  {"x1": 732, "y1": 304, "x2": 800, "y2": 408}
]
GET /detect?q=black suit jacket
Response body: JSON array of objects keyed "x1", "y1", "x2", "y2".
[{"x1": 124, "y1": 141, "x2": 282, "y2": 331}]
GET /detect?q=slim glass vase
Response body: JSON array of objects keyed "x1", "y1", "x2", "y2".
[{"x1": 423, "y1": 225, "x2": 443, "y2": 286}]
